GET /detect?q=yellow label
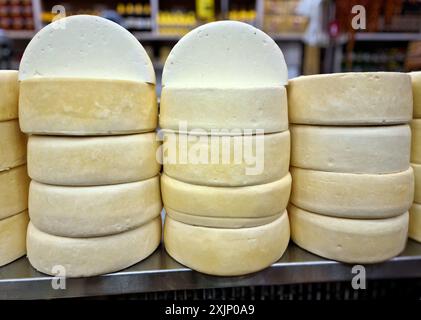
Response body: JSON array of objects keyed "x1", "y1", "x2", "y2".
[{"x1": 196, "y1": 0, "x2": 215, "y2": 21}]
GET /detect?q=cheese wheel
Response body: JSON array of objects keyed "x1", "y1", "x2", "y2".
[
  {"x1": 28, "y1": 133, "x2": 160, "y2": 186},
  {"x1": 289, "y1": 205, "x2": 408, "y2": 263},
  {"x1": 0, "y1": 211, "x2": 29, "y2": 267},
  {"x1": 0, "y1": 70, "x2": 19, "y2": 122},
  {"x1": 0, "y1": 120, "x2": 27, "y2": 171},
  {"x1": 162, "y1": 21, "x2": 288, "y2": 87},
  {"x1": 409, "y1": 203, "x2": 421, "y2": 242},
  {"x1": 288, "y1": 72, "x2": 412, "y2": 125},
  {"x1": 411, "y1": 119, "x2": 421, "y2": 163},
  {"x1": 160, "y1": 86, "x2": 288, "y2": 133},
  {"x1": 0, "y1": 165, "x2": 30, "y2": 220},
  {"x1": 27, "y1": 217, "x2": 161, "y2": 277},
  {"x1": 164, "y1": 212, "x2": 290, "y2": 276},
  {"x1": 29, "y1": 176, "x2": 161, "y2": 237},
  {"x1": 290, "y1": 167, "x2": 414, "y2": 219},
  {"x1": 19, "y1": 15, "x2": 155, "y2": 83},
  {"x1": 411, "y1": 72, "x2": 421, "y2": 118},
  {"x1": 161, "y1": 173, "x2": 291, "y2": 218},
  {"x1": 163, "y1": 131, "x2": 290, "y2": 187},
  {"x1": 19, "y1": 78, "x2": 157, "y2": 135},
  {"x1": 291, "y1": 124, "x2": 411, "y2": 174},
  {"x1": 412, "y1": 163, "x2": 421, "y2": 203}
]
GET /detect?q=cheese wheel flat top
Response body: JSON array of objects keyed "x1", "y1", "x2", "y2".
[
  {"x1": 288, "y1": 72, "x2": 412, "y2": 125},
  {"x1": 411, "y1": 72, "x2": 421, "y2": 118},
  {"x1": 0, "y1": 70, "x2": 19, "y2": 121},
  {"x1": 412, "y1": 163, "x2": 421, "y2": 204},
  {"x1": 0, "y1": 211, "x2": 29, "y2": 267},
  {"x1": 164, "y1": 212, "x2": 290, "y2": 276},
  {"x1": 0, "y1": 165, "x2": 29, "y2": 220},
  {"x1": 27, "y1": 217, "x2": 161, "y2": 277},
  {"x1": 409, "y1": 203, "x2": 421, "y2": 242},
  {"x1": 411, "y1": 119, "x2": 421, "y2": 163},
  {"x1": 0, "y1": 120, "x2": 27, "y2": 172},
  {"x1": 289, "y1": 205, "x2": 408, "y2": 264},
  {"x1": 162, "y1": 21, "x2": 288, "y2": 87},
  {"x1": 291, "y1": 124, "x2": 411, "y2": 174},
  {"x1": 19, "y1": 15, "x2": 155, "y2": 83}
]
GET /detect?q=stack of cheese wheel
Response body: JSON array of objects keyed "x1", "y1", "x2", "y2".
[
  {"x1": 18, "y1": 15, "x2": 162, "y2": 277},
  {"x1": 288, "y1": 72, "x2": 413, "y2": 263},
  {"x1": 160, "y1": 21, "x2": 291, "y2": 276},
  {"x1": 410, "y1": 72, "x2": 421, "y2": 243},
  {"x1": 0, "y1": 71, "x2": 29, "y2": 267}
]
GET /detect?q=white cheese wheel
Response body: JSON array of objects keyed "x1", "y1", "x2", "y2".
[
  {"x1": 289, "y1": 205, "x2": 408, "y2": 263},
  {"x1": 409, "y1": 203, "x2": 421, "y2": 242},
  {"x1": 411, "y1": 119, "x2": 421, "y2": 163},
  {"x1": 164, "y1": 212, "x2": 290, "y2": 276},
  {"x1": 28, "y1": 133, "x2": 160, "y2": 186},
  {"x1": 290, "y1": 167, "x2": 414, "y2": 219},
  {"x1": 27, "y1": 217, "x2": 161, "y2": 277},
  {"x1": 19, "y1": 79, "x2": 157, "y2": 135},
  {"x1": 19, "y1": 15, "x2": 155, "y2": 83},
  {"x1": 411, "y1": 72, "x2": 421, "y2": 118},
  {"x1": 0, "y1": 165, "x2": 30, "y2": 220},
  {"x1": 29, "y1": 176, "x2": 161, "y2": 237},
  {"x1": 0, "y1": 70, "x2": 19, "y2": 121},
  {"x1": 163, "y1": 131, "x2": 290, "y2": 186},
  {"x1": 291, "y1": 124, "x2": 411, "y2": 174},
  {"x1": 288, "y1": 72, "x2": 412, "y2": 125},
  {"x1": 0, "y1": 120, "x2": 27, "y2": 171},
  {"x1": 0, "y1": 210, "x2": 29, "y2": 267},
  {"x1": 162, "y1": 21, "x2": 288, "y2": 87},
  {"x1": 412, "y1": 163, "x2": 421, "y2": 203},
  {"x1": 161, "y1": 173, "x2": 291, "y2": 218},
  {"x1": 160, "y1": 86, "x2": 288, "y2": 133}
]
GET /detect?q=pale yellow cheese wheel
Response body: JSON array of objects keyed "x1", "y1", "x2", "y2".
[
  {"x1": 411, "y1": 119, "x2": 421, "y2": 163},
  {"x1": 411, "y1": 72, "x2": 421, "y2": 118},
  {"x1": 164, "y1": 211, "x2": 290, "y2": 276},
  {"x1": 409, "y1": 203, "x2": 421, "y2": 242},
  {"x1": 0, "y1": 70, "x2": 19, "y2": 122},
  {"x1": 0, "y1": 119, "x2": 27, "y2": 171},
  {"x1": 290, "y1": 167, "x2": 414, "y2": 219},
  {"x1": 412, "y1": 163, "x2": 421, "y2": 204}
]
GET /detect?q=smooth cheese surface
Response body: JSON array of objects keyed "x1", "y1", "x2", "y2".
[
  {"x1": 290, "y1": 167, "x2": 414, "y2": 219},
  {"x1": 28, "y1": 133, "x2": 160, "y2": 186},
  {"x1": 291, "y1": 124, "x2": 411, "y2": 174},
  {"x1": 19, "y1": 15, "x2": 155, "y2": 83},
  {"x1": 288, "y1": 72, "x2": 412, "y2": 125},
  {"x1": 160, "y1": 86, "x2": 288, "y2": 133},
  {"x1": 163, "y1": 131, "x2": 290, "y2": 187},
  {"x1": 412, "y1": 163, "x2": 421, "y2": 203},
  {"x1": 27, "y1": 217, "x2": 161, "y2": 277},
  {"x1": 289, "y1": 205, "x2": 408, "y2": 263},
  {"x1": 29, "y1": 176, "x2": 162, "y2": 237},
  {"x1": 161, "y1": 173, "x2": 291, "y2": 218},
  {"x1": 0, "y1": 70, "x2": 19, "y2": 121},
  {"x1": 0, "y1": 211, "x2": 29, "y2": 267},
  {"x1": 0, "y1": 120, "x2": 27, "y2": 171},
  {"x1": 409, "y1": 203, "x2": 421, "y2": 242},
  {"x1": 411, "y1": 119, "x2": 421, "y2": 163},
  {"x1": 162, "y1": 21, "x2": 288, "y2": 87},
  {"x1": 164, "y1": 212, "x2": 290, "y2": 276},
  {"x1": 411, "y1": 72, "x2": 421, "y2": 118},
  {"x1": 0, "y1": 165, "x2": 30, "y2": 220},
  {"x1": 19, "y1": 78, "x2": 157, "y2": 135}
]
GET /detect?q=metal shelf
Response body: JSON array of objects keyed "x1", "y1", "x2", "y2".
[{"x1": 354, "y1": 32, "x2": 421, "y2": 42}]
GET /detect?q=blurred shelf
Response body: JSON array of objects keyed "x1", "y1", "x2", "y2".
[
  {"x1": 3, "y1": 30, "x2": 36, "y2": 40},
  {"x1": 270, "y1": 33, "x2": 304, "y2": 41},
  {"x1": 354, "y1": 32, "x2": 421, "y2": 42}
]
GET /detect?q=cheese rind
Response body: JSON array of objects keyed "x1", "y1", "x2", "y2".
[
  {"x1": 411, "y1": 119, "x2": 421, "y2": 163},
  {"x1": 0, "y1": 211, "x2": 29, "y2": 267},
  {"x1": 29, "y1": 176, "x2": 161, "y2": 237},
  {"x1": 0, "y1": 165, "x2": 30, "y2": 220},
  {"x1": 411, "y1": 72, "x2": 421, "y2": 118},
  {"x1": 164, "y1": 212, "x2": 290, "y2": 276},
  {"x1": 0, "y1": 120, "x2": 27, "y2": 171},
  {"x1": 0, "y1": 71, "x2": 19, "y2": 121},
  {"x1": 412, "y1": 163, "x2": 421, "y2": 203},
  {"x1": 290, "y1": 167, "x2": 414, "y2": 219},
  {"x1": 28, "y1": 133, "x2": 160, "y2": 186},
  {"x1": 160, "y1": 86, "x2": 288, "y2": 133},
  {"x1": 161, "y1": 173, "x2": 291, "y2": 218},
  {"x1": 19, "y1": 78, "x2": 157, "y2": 135},
  {"x1": 409, "y1": 203, "x2": 421, "y2": 242},
  {"x1": 289, "y1": 205, "x2": 408, "y2": 263},
  {"x1": 291, "y1": 124, "x2": 411, "y2": 174},
  {"x1": 288, "y1": 72, "x2": 412, "y2": 125},
  {"x1": 27, "y1": 217, "x2": 161, "y2": 277}
]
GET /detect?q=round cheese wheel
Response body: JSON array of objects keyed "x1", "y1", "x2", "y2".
[
  {"x1": 27, "y1": 217, "x2": 161, "y2": 277},
  {"x1": 0, "y1": 165, "x2": 30, "y2": 220},
  {"x1": 0, "y1": 210, "x2": 29, "y2": 267},
  {"x1": 160, "y1": 86, "x2": 288, "y2": 134},
  {"x1": 0, "y1": 70, "x2": 19, "y2": 122},
  {"x1": 29, "y1": 176, "x2": 162, "y2": 237},
  {"x1": 409, "y1": 203, "x2": 421, "y2": 242},
  {"x1": 0, "y1": 120, "x2": 27, "y2": 171},
  {"x1": 290, "y1": 167, "x2": 414, "y2": 219},
  {"x1": 163, "y1": 131, "x2": 290, "y2": 187},
  {"x1": 28, "y1": 133, "x2": 160, "y2": 186},
  {"x1": 164, "y1": 212, "x2": 290, "y2": 276},
  {"x1": 289, "y1": 205, "x2": 408, "y2": 263},
  {"x1": 412, "y1": 163, "x2": 421, "y2": 204},
  {"x1": 161, "y1": 173, "x2": 291, "y2": 218},
  {"x1": 288, "y1": 72, "x2": 412, "y2": 125},
  {"x1": 411, "y1": 72, "x2": 421, "y2": 118},
  {"x1": 411, "y1": 119, "x2": 421, "y2": 163},
  {"x1": 291, "y1": 124, "x2": 411, "y2": 174}
]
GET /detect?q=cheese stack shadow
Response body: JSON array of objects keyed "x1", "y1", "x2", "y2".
[
  {"x1": 0, "y1": 70, "x2": 29, "y2": 267},
  {"x1": 288, "y1": 72, "x2": 413, "y2": 263},
  {"x1": 160, "y1": 21, "x2": 291, "y2": 276},
  {"x1": 18, "y1": 15, "x2": 161, "y2": 277}
]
